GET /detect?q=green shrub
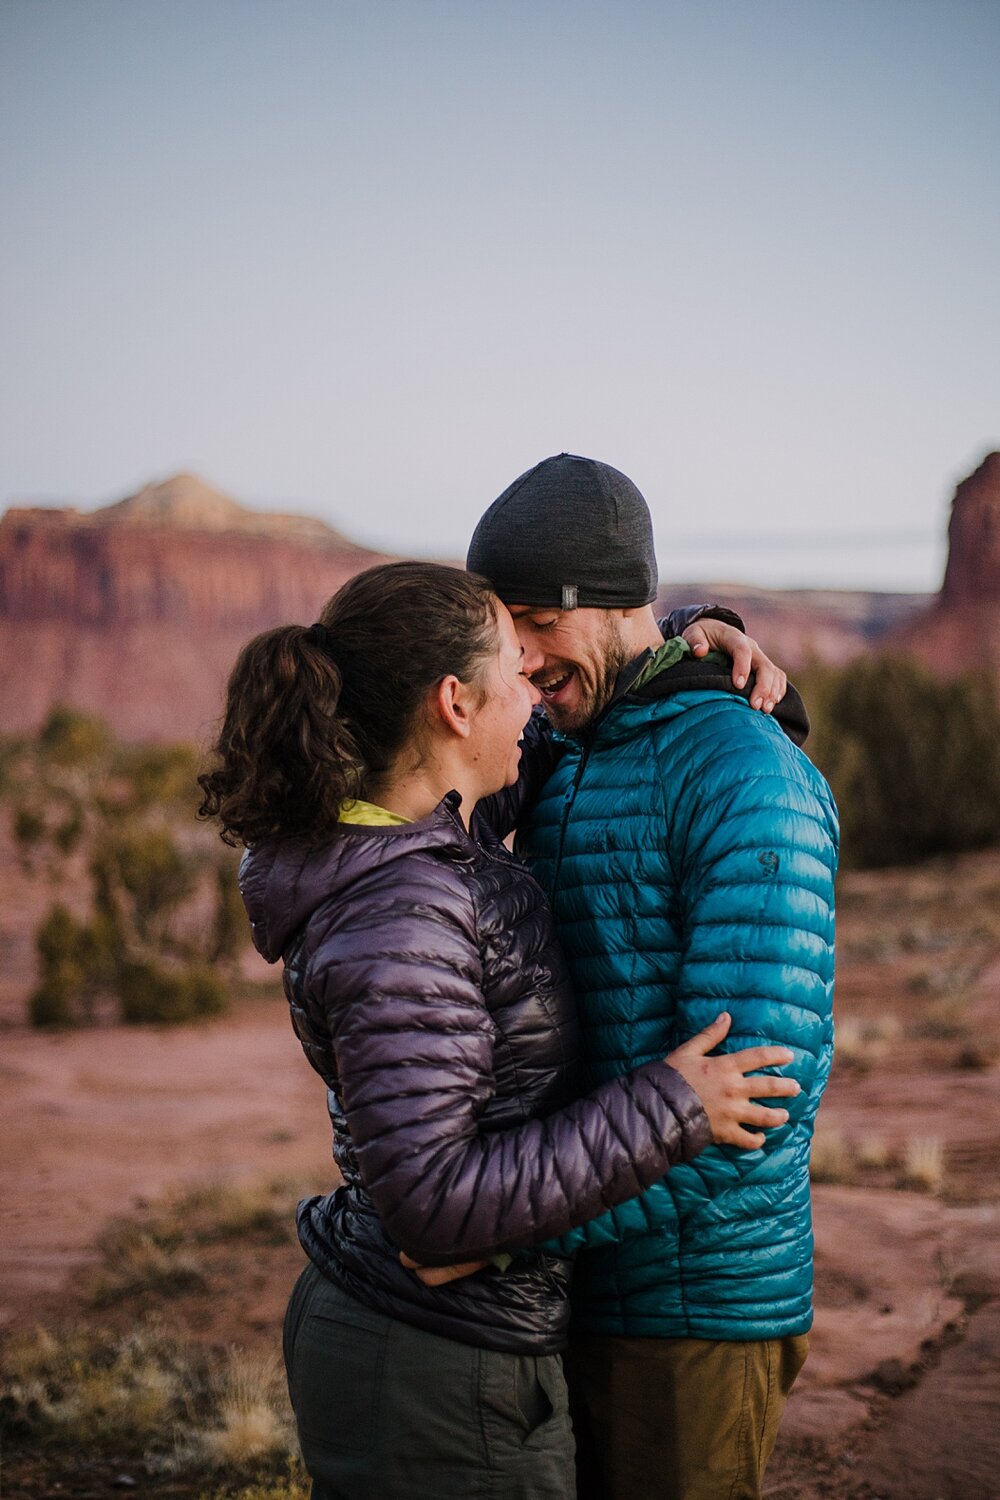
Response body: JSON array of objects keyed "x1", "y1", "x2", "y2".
[
  {"x1": 117, "y1": 959, "x2": 228, "y2": 1024},
  {"x1": 29, "y1": 969, "x2": 79, "y2": 1027},
  {"x1": 28, "y1": 904, "x2": 109, "y2": 1027},
  {"x1": 109, "y1": 827, "x2": 195, "y2": 939},
  {"x1": 120, "y1": 743, "x2": 201, "y2": 812},
  {"x1": 800, "y1": 656, "x2": 1000, "y2": 867},
  {"x1": 9, "y1": 716, "x2": 239, "y2": 1028},
  {"x1": 13, "y1": 803, "x2": 46, "y2": 849},
  {"x1": 212, "y1": 857, "x2": 247, "y2": 962},
  {"x1": 37, "y1": 706, "x2": 110, "y2": 766}
]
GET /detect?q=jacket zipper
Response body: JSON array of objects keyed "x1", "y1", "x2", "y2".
[
  {"x1": 547, "y1": 647, "x2": 658, "y2": 896},
  {"x1": 551, "y1": 740, "x2": 591, "y2": 896}
]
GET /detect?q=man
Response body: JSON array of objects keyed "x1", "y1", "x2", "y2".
[{"x1": 466, "y1": 453, "x2": 838, "y2": 1500}]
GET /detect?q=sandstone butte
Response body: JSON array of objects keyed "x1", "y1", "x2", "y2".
[
  {"x1": 886, "y1": 450, "x2": 1000, "y2": 675},
  {"x1": 0, "y1": 458, "x2": 996, "y2": 744}
]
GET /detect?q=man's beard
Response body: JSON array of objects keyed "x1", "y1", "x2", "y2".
[{"x1": 544, "y1": 620, "x2": 634, "y2": 736}]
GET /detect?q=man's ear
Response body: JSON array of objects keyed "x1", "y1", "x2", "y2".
[{"x1": 431, "y1": 675, "x2": 473, "y2": 739}]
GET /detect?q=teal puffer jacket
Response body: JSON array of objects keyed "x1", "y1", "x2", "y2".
[{"x1": 519, "y1": 658, "x2": 838, "y2": 1342}]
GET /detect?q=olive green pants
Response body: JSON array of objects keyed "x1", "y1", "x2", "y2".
[
  {"x1": 565, "y1": 1331, "x2": 809, "y2": 1500},
  {"x1": 284, "y1": 1262, "x2": 576, "y2": 1500}
]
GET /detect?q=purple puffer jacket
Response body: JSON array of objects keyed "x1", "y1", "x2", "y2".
[{"x1": 240, "y1": 776, "x2": 710, "y2": 1355}]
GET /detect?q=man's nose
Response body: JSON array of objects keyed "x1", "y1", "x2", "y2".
[{"x1": 519, "y1": 638, "x2": 545, "y2": 675}]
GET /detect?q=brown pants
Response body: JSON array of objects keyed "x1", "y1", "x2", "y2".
[{"x1": 565, "y1": 1332, "x2": 809, "y2": 1500}]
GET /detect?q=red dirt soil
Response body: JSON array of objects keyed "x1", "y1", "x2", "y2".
[{"x1": 2, "y1": 852, "x2": 1000, "y2": 1498}]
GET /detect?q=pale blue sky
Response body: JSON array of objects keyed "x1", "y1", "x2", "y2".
[{"x1": 2, "y1": 0, "x2": 997, "y2": 589}]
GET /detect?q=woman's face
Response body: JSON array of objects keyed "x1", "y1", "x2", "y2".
[{"x1": 466, "y1": 603, "x2": 541, "y2": 795}]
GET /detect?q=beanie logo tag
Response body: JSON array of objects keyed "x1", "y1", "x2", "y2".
[{"x1": 561, "y1": 585, "x2": 579, "y2": 611}]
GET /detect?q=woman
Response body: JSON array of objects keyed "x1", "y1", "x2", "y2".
[{"x1": 198, "y1": 561, "x2": 798, "y2": 1500}]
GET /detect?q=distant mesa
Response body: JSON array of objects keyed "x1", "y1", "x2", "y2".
[
  {"x1": 8, "y1": 471, "x2": 361, "y2": 549},
  {"x1": 886, "y1": 451, "x2": 1000, "y2": 676},
  {"x1": 2, "y1": 455, "x2": 997, "y2": 743},
  {"x1": 0, "y1": 472, "x2": 393, "y2": 742}
]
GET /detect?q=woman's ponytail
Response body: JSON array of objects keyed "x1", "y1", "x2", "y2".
[{"x1": 197, "y1": 624, "x2": 363, "y2": 846}]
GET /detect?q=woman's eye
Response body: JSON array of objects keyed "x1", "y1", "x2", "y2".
[{"x1": 534, "y1": 618, "x2": 558, "y2": 631}]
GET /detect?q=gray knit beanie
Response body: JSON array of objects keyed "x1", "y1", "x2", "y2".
[{"x1": 466, "y1": 453, "x2": 658, "y2": 609}]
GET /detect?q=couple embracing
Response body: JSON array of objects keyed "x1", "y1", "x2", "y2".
[{"x1": 199, "y1": 454, "x2": 838, "y2": 1500}]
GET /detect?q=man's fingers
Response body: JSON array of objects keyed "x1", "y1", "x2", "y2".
[
  {"x1": 730, "y1": 643, "x2": 753, "y2": 690},
  {"x1": 683, "y1": 624, "x2": 711, "y2": 657}
]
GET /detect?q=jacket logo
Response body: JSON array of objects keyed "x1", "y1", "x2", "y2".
[{"x1": 758, "y1": 850, "x2": 780, "y2": 876}]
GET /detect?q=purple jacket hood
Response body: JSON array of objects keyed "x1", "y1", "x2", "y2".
[{"x1": 240, "y1": 791, "x2": 471, "y2": 964}]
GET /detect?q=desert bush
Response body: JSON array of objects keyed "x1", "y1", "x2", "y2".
[
  {"x1": 212, "y1": 856, "x2": 248, "y2": 962},
  {"x1": 119, "y1": 742, "x2": 202, "y2": 812},
  {"x1": 12, "y1": 802, "x2": 47, "y2": 850},
  {"x1": 104, "y1": 827, "x2": 196, "y2": 942},
  {"x1": 117, "y1": 959, "x2": 227, "y2": 1024},
  {"x1": 37, "y1": 705, "x2": 110, "y2": 767},
  {"x1": 799, "y1": 656, "x2": 1000, "y2": 867},
  {"x1": 28, "y1": 904, "x2": 109, "y2": 1027},
  {"x1": 4, "y1": 710, "x2": 240, "y2": 1028}
]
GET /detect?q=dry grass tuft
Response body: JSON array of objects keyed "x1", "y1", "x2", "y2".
[
  {"x1": 810, "y1": 1129, "x2": 900, "y2": 1185},
  {"x1": 809, "y1": 1129, "x2": 856, "y2": 1185},
  {"x1": 161, "y1": 1349, "x2": 296, "y2": 1473},
  {"x1": 899, "y1": 1136, "x2": 946, "y2": 1194},
  {"x1": 2, "y1": 1320, "x2": 300, "y2": 1484},
  {"x1": 911, "y1": 994, "x2": 971, "y2": 1041},
  {"x1": 854, "y1": 1135, "x2": 894, "y2": 1171},
  {"x1": 82, "y1": 1178, "x2": 298, "y2": 1308},
  {"x1": 197, "y1": 1467, "x2": 310, "y2": 1500},
  {"x1": 834, "y1": 1014, "x2": 901, "y2": 1070},
  {"x1": 1, "y1": 1320, "x2": 187, "y2": 1444},
  {"x1": 86, "y1": 1222, "x2": 207, "y2": 1306},
  {"x1": 175, "y1": 1180, "x2": 292, "y2": 1242}
]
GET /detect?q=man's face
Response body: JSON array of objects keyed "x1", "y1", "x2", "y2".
[{"x1": 507, "y1": 605, "x2": 633, "y2": 734}]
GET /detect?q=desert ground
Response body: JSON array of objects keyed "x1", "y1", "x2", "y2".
[{"x1": 2, "y1": 850, "x2": 999, "y2": 1499}]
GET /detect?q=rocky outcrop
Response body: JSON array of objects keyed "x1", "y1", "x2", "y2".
[
  {"x1": 0, "y1": 475, "x2": 393, "y2": 741},
  {"x1": 941, "y1": 452, "x2": 1000, "y2": 604},
  {"x1": 888, "y1": 452, "x2": 1000, "y2": 678}
]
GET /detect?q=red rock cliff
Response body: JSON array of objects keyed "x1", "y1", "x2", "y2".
[
  {"x1": 0, "y1": 475, "x2": 393, "y2": 741},
  {"x1": 940, "y1": 452, "x2": 1000, "y2": 604},
  {"x1": 888, "y1": 452, "x2": 1000, "y2": 678}
]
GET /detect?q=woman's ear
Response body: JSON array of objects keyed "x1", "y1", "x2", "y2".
[{"x1": 431, "y1": 675, "x2": 473, "y2": 739}]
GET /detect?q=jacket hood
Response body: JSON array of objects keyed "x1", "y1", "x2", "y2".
[
  {"x1": 627, "y1": 653, "x2": 810, "y2": 745},
  {"x1": 239, "y1": 792, "x2": 471, "y2": 963}
]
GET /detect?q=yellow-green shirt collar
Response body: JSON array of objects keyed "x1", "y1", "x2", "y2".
[{"x1": 339, "y1": 799, "x2": 411, "y2": 827}]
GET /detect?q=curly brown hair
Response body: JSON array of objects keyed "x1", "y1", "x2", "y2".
[{"x1": 197, "y1": 561, "x2": 499, "y2": 847}]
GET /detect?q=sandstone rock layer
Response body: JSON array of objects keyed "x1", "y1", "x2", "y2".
[{"x1": 0, "y1": 476, "x2": 392, "y2": 741}]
